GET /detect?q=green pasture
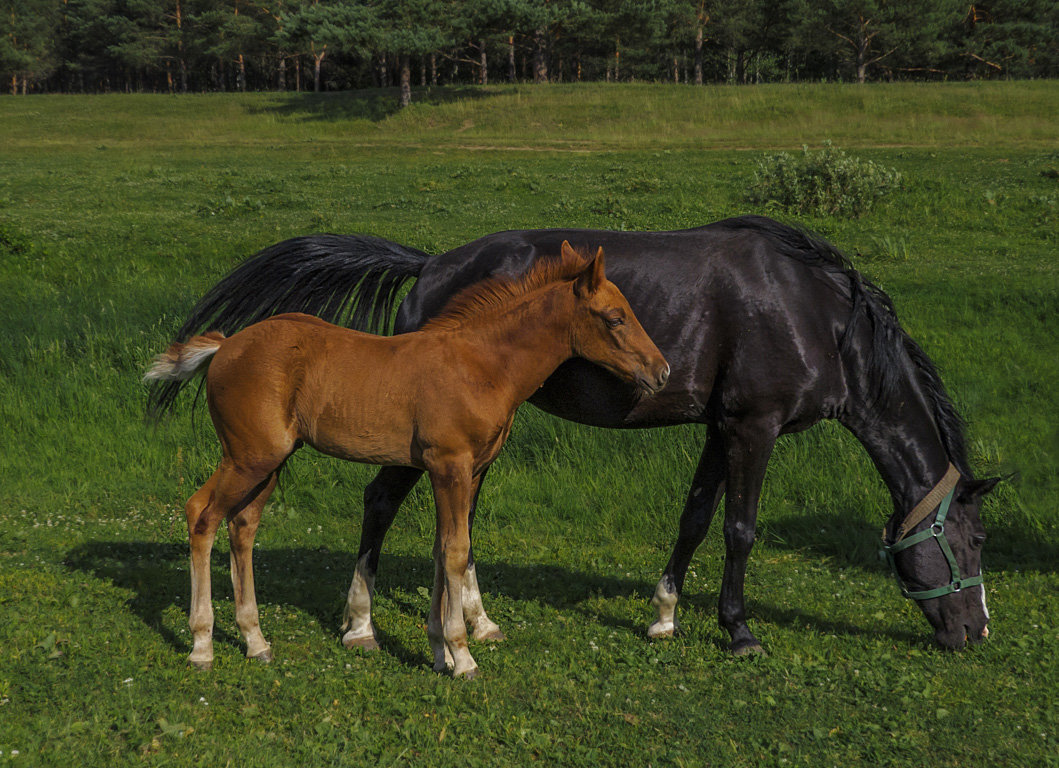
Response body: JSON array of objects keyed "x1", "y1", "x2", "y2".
[{"x1": 0, "y1": 82, "x2": 1056, "y2": 766}]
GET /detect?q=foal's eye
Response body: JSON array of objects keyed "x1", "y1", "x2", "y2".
[{"x1": 605, "y1": 317, "x2": 624, "y2": 329}]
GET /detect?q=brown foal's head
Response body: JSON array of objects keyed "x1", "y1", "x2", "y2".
[{"x1": 565, "y1": 241, "x2": 670, "y2": 395}]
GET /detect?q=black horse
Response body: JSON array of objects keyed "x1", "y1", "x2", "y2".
[{"x1": 149, "y1": 215, "x2": 998, "y2": 654}]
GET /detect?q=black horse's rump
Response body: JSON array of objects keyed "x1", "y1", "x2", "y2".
[{"x1": 150, "y1": 214, "x2": 997, "y2": 652}]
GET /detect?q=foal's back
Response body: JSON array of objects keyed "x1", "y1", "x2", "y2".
[{"x1": 206, "y1": 313, "x2": 427, "y2": 467}]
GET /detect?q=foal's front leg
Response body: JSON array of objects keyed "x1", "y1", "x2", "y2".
[{"x1": 426, "y1": 459, "x2": 478, "y2": 679}]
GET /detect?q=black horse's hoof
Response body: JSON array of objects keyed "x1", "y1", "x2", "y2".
[{"x1": 730, "y1": 640, "x2": 766, "y2": 657}]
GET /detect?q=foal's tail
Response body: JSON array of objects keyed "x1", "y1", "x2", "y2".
[
  {"x1": 143, "y1": 332, "x2": 225, "y2": 385},
  {"x1": 146, "y1": 234, "x2": 431, "y2": 421}
]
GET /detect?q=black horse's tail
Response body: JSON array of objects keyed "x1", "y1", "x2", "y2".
[{"x1": 147, "y1": 234, "x2": 431, "y2": 420}]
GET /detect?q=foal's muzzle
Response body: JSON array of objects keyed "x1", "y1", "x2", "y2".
[{"x1": 637, "y1": 363, "x2": 670, "y2": 394}]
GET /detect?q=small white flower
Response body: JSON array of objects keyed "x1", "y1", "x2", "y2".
[{"x1": 123, "y1": 678, "x2": 134, "y2": 685}]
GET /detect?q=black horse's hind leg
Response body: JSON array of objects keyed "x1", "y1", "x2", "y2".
[
  {"x1": 718, "y1": 417, "x2": 778, "y2": 655},
  {"x1": 648, "y1": 424, "x2": 726, "y2": 638},
  {"x1": 340, "y1": 464, "x2": 502, "y2": 650},
  {"x1": 341, "y1": 465, "x2": 423, "y2": 649}
]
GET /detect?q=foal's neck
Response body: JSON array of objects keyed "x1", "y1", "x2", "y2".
[{"x1": 454, "y1": 282, "x2": 577, "y2": 405}]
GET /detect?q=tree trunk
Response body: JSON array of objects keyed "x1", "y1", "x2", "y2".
[
  {"x1": 673, "y1": 56, "x2": 679, "y2": 84},
  {"x1": 694, "y1": 26, "x2": 703, "y2": 84},
  {"x1": 398, "y1": 55, "x2": 411, "y2": 108},
  {"x1": 613, "y1": 38, "x2": 620, "y2": 81},
  {"x1": 312, "y1": 44, "x2": 326, "y2": 92},
  {"x1": 278, "y1": 57, "x2": 286, "y2": 90},
  {"x1": 295, "y1": 56, "x2": 301, "y2": 91},
  {"x1": 420, "y1": 58, "x2": 427, "y2": 86},
  {"x1": 507, "y1": 36, "x2": 516, "y2": 82},
  {"x1": 11, "y1": 74, "x2": 17, "y2": 96},
  {"x1": 480, "y1": 40, "x2": 487, "y2": 85},
  {"x1": 237, "y1": 53, "x2": 246, "y2": 92},
  {"x1": 430, "y1": 53, "x2": 437, "y2": 86},
  {"x1": 377, "y1": 53, "x2": 388, "y2": 87},
  {"x1": 533, "y1": 28, "x2": 548, "y2": 83}
]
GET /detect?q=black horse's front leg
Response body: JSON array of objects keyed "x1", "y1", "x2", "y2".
[
  {"x1": 649, "y1": 424, "x2": 726, "y2": 638},
  {"x1": 718, "y1": 418, "x2": 777, "y2": 655}
]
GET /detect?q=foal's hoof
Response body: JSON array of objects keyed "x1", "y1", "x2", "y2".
[
  {"x1": 455, "y1": 667, "x2": 479, "y2": 681},
  {"x1": 343, "y1": 633, "x2": 380, "y2": 652},
  {"x1": 249, "y1": 648, "x2": 274, "y2": 664},
  {"x1": 647, "y1": 621, "x2": 677, "y2": 639},
  {"x1": 730, "y1": 640, "x2": 766, "y2": 657},
  {"x1": 188, "y1": 658, "x2": 213, "y2": 671},
  {"x1": 475, "y1": 628, "x2": 506, "y2": 643}
]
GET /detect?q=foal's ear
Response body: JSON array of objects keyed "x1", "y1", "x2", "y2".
[{"x1": 574, "y1": 245, "x2": 606, "y2": 298}]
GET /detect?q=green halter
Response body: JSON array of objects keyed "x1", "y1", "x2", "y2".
[{"x1": 882, "y1": 465, "x2": 983, "y2": 601}]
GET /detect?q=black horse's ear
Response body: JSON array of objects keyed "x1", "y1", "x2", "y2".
[
  {"x1": 573, "y1": 244, "x2": 605, "y2": 297},
  {"x1": 957, "y1": 476, "x2": 1002, "y2": 504}
]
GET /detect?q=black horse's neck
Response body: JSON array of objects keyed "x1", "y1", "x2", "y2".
[{"x1": 842, "y1": 373, "x2": 954, "y2": 522}]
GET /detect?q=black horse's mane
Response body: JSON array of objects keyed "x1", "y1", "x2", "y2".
[{"x1": 714, "y1": 216, "x2": 971, "y2": 477}]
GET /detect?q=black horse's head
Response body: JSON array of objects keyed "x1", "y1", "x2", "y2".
[{"x1": 888, "y1": 476, "x2": 1000, "y2": 649}]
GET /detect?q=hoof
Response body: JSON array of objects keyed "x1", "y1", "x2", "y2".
[
  {"x1": 432, "y1": 660, "x2": 452, "y2": 674},
  {"x1": 343, "y1": 634, "x2": 380, "y2": 652},
  {"x1": 455, "y1": 667, "x2": 479, "y2": 680},
  {"x1": 475, "y1": 629, "x2": 506, "y2": 643},
  {"x1": 249, "y1": 648, "x2": 273, "y2": 664},
  {"x1": 647, "y1": 622, "x2": 676, "y2": 639},
  {"x1": 731, "y1": 641, "x2": 766, "y2": 657},
  {"x1": 188, "y1": 658, "x2": 213, "y2": 671}
]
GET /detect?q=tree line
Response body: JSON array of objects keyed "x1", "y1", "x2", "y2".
[{"x1": 3, "y1": 0, "x2": 1057, "y2": 103}]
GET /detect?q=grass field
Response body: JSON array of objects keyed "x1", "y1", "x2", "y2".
[{"x1": 0, "y1": 82, "x2": 1057, "y2": 766}]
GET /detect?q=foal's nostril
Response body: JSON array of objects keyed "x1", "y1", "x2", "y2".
[{"x1": 657, "y1": 364, "x2": 670, "y2": 389}]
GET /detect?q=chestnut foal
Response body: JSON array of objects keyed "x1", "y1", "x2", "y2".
[{"x1": 146, "y1": 242, "x2": 669, "y2": 678}]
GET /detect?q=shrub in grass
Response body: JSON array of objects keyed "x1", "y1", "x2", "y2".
[{"x1": 748, "y1": 142, "x2": 902, "y2": 218}]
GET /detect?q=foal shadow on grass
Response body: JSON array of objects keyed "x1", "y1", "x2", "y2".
[{"x1": 65, "y1": 539, "x2": 925, "y2": 667}]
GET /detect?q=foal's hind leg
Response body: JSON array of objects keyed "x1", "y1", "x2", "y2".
[
  {"x1": 185, "y1": 461, "x2": 276, "y2": 669},
  {"x1": 649, "y1": 425, "x2": 726, "y2": 639},
  {"x1": 228, "y1": 473, "x2": 278, "y2": 662}
]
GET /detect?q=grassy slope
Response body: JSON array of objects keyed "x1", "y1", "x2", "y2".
[{"x1": 0, "y1": 83, "x2": 1056, "y2": 766}]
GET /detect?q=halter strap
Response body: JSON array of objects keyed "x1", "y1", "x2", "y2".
[
  {"x1": 881, "y1": 463, "x2": 982, "y2": 601},
  {"x1": 889, "y1": 463, "x2": 961, "y2": 544}
]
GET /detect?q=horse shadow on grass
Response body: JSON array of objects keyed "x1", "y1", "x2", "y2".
[
  {"x1": 64, "y1": 539, "x2": 928, "y2": 666},
  {"x1": 247, "y1": 86, "x2": 498, "y2": 125},
  {"x1": 760, "y1": 510, "x2": 1059, "y2": 575}
]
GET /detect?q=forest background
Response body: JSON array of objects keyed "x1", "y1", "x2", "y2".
[{"x1": 3, "y1": 0, "x2": 1058, "y2": 104}]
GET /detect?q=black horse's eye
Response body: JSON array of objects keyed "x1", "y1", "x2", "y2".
[{"x1": 971, "y1": 533, "x2": 986, "y2": 549}]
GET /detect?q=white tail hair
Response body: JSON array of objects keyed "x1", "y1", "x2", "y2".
[{"x1": 143, "y1": 332, "x2": 225, "y2": 383}]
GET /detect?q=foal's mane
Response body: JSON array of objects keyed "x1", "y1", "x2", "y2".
[
  {"x1": 714, "y1": 216, "x2": 972, "y2": 477},
  {"x1": 420, "y1": 245, "x2": 591, "y2": 332}
]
